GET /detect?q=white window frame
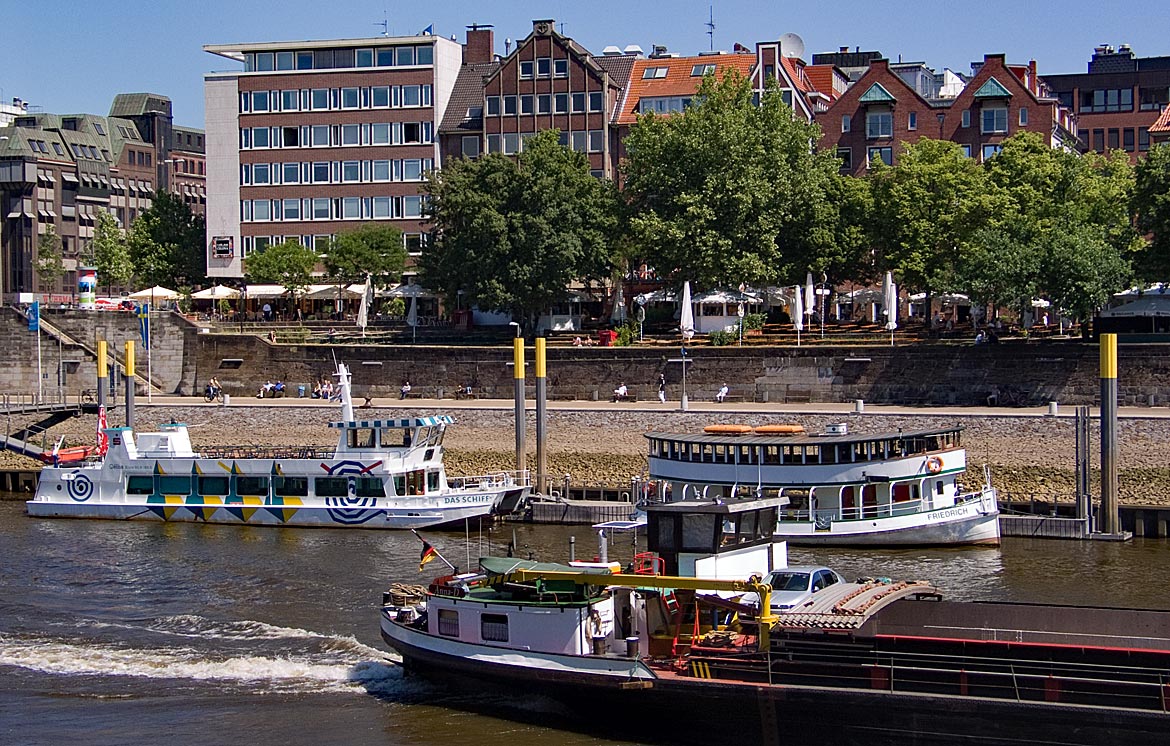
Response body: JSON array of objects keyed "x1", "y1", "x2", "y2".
[{"x1": 981, "y1": 107, "x2": 1008, "y2": 134}]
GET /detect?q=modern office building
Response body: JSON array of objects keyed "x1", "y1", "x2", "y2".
[
  {"x1": 0, "y1": 110, "x2": 159, "y2": 303},
  {"x1": 1043, "y1": 45, "x2": 1170, "y2": 162},
  {"x1": 202, "y1": 33, "x2": 462, "y2": 278}
]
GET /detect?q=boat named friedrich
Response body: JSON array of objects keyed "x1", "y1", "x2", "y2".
[
  {"x1": 27, "y1": 364, "x2": 529, "y2": 528},
  {"x1": 644, "y1": 422, "x2": 999, "y2": 546}
]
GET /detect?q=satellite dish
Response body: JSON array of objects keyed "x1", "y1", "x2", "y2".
[{"x1": 779, "y1": 32, "x2": 805, "y2": 60}]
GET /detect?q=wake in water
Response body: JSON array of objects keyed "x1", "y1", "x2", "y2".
[{"x1": 0, "y1": 614, "x2": 416, "y2": 697}]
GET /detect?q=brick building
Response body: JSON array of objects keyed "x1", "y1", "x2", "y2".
[
  {"x1": 202, "y1": 33, "x2": 463, "y2": 278},
  {"x1": 1151, "y1": 106, "x2": 1170, "y2": 146},
  {"x1": 1043, "y1": 45, "x2": 1170, "y2": 162},
  {"x1": 820, "y1": 54, "x2": 1077, "y2": 175}
]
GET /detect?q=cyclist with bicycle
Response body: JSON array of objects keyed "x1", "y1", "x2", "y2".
[{"x1": 205, "y1": 377, "x2": 222, "y2": 402}]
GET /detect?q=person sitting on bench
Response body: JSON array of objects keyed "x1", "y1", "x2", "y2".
[
  {"x1": 612, "y1": 382, "x2": 629, "y2": 402},
  {"x1": 716, "y1": 383, "x2": 729, "y2": 403}
]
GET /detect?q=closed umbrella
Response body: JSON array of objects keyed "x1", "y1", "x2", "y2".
[
  {"x1": 356, "y1": 275, "x2": 371, "y2": 336},
  {"x1": 883, "y1": 271, "x2": 898, "y2": 346},
  {"x1": 680, "y1": 282, "x2": 695, "y2": 340},
  {"x1": 804, "y1": 273, "x2": 815, "y2": 320},
  {"x1": 793, "y1": 284, "x2": 804, "y2": 346},
  {"x1": 610, "y1": 283, "x2": 627, "y2": 324},
  {"x1": 406, "y1": 294, "x2": 418, "y2": 344}
]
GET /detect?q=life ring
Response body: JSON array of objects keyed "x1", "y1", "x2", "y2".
[
  {"x1": 753, "y1": 424, "x2": 806, "y2": 435},
  {"x1": 703, "y1": 424, "x2": 753, "y2": 435},
  {"x1": 926, "y1": 456, "x2": 943, "y2": 474}
]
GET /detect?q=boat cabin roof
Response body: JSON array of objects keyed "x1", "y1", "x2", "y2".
[
  {"x1": 645, "y1": 496, "x2": 788, "y2": 516},
  {"x1": 479, "y1": 557, "x2": 612, "y2": 576},
  {"x1": 645, "y1": 426, "x2": 961, "y2": 447},
  {"x1": 329, "y1": 415, "x2": 455, "y2": 430}
]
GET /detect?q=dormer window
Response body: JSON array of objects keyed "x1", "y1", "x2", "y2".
[
  {"x1": 642, "y1": 67, "x2": 668, "y2": 80},
  {"x1": 691, "y1": 64, "x2": 715, "y2": 77}
]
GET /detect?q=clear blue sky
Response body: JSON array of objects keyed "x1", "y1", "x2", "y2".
[{"x1": 2, "y1": 0, "x2": 1166, "y2": 129}]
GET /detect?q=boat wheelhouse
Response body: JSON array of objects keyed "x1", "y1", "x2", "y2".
[
  {"x1": 27, "y1": 364, "x2": 528, "y2": 529},
  {"x1": 644, "y1": 423, "x2": 999, "y2": 546}
]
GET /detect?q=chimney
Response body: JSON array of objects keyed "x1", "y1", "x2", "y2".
[
  {"x1": 840, "y1": 46, "x2": 848, "y2": 53},
  {"x1": 464, "y1": 24, "x2": 494, "y2": 64}
]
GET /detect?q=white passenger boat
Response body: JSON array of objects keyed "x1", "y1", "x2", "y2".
[
  {"x1": 644, "y1": 423, "x2": 999, "y2": 546},
  {"x1": 27, "y1": 364, "x2": 529, "y2": 529}
]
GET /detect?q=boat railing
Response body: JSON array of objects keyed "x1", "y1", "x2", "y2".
[
  {"x1": 198, "y1": 445, "x2": 336, "y2": 460},
  {"x1": 780, "y1": 489, "x2": 995, "y2": 524},
  {"x1": 448, "y1": 470, "x2": 529, "y2": 491},
  {"x1": 758, "y1": 643, "x2": 1170, "y2": 713}
]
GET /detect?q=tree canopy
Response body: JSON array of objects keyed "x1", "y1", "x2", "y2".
[
  {"x1": 421, "y1": 128, "x2": 618, "y2": 329},
  {"x1": 242, "y1": 239, "x2": 318, "y2": 299},
  {"x1": 90, "y1": 212, "x2": 134, "y2": 292},
  {"x1": 323, "y1": 223, "x2": 407, "y2": 287},
  {"x1": 1133, "y1": 142, "x2": 1170, "y2": 280},
  {"x1": 128, "y1": 191, "x2": 206, "y2": 287},
  {"x1": 34, "y1": 226, "x2": 65, "y2": 292},
  {"x1": 621, "y1": 70, "x2": 842, "y2": 289}
]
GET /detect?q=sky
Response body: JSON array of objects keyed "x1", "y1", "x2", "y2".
[{"x1": 3, "y1": 0, "x2": 1167, "y2": 129}]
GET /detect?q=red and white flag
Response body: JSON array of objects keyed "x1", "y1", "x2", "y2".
[{"x1": 96, "y1": 406, "x2": 109, "y2": 456}]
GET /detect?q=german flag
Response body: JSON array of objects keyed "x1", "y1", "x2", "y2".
[{"x1": 419, "y1": 540, "x2": 439, "y2": 571}]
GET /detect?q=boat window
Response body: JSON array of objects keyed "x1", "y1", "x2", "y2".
[
  {"x1": 737, "y1": 510, "x2": 758, "y2": 542},
  {"x1": 406, "y1": 470, "x2": 425, "y2": 495},
  {"x1": 758, "y1": 507, "x2": 776, "y2": 538},
  {"x1": 781, "y1": 445, "x2": 798, "y2": 464},
  {"x1": 681, "y1": 513, "x2": 718, "y2": 552},
  {"x1": 198, "y1": 476, "x2": 230, "y2": 496},
  {"x1": 853, "y1": 442, "x2": 870, "y2": 462},
  {"x1": 714, "y1": 444, "x2": 726, "y2": 461},
  {"x1": 427, "y1": 471, "x2": 439, "y2": 492},
  {"x1": 654, "y1": 514, "x2": 678, "y2": 551},
  {"x1": 126, "y1": 475, "x2": 154, "y2": 495},
  {"x1": 393, "y1": 476, "x2": 405, "y2": 496},
  {"x1": 315, "y1": 477, "x2": 349, "y2": 497},
  {"x1": 235, "y1": 476, "x2": 269, "y2": 496},
  {"x1": 273, "y1": 476, "x2": 309, "y2": 497},
  {"x1": 892, "y1": 482, "x2": 912, "y2": 502},
  {"x1": 804, "y1": 445, "x2": 819, "y2": 464},
  {"x1": 821, "y1": 445, "x2": 837, "y2": 464},
  {"x1": 739, "y1": 445, "x2": 755, "y2": 464},
  {"x1": 912, "y1": 483, "x2": 920, "y2": 501},
  {"x1": 437, "y1": 609, "x2": 460, "y2": 637},
  {"x1": 347, "y1": 428, "x2": 375, "y2": 448},
  {"x1": 480, "y1": 612, "x2": 509, "y2": 642},
  {"x1": 936, "y1": 480, "x2": 944, "y2": 495},
  {"x1": 158, "y1": 475, "x2": 191, "y2": 495},
  {"x1": 763, "y1": 445, "x2": 779, "y2": 464},
  {"x1": 380, "y1": 428, "x2": 409, "y2": 447},
  {"x1": 354, "y1": 477, "x2": 385, "y2": 497},
  {"x1": 702, "y1": 444, "x2": 714, "y2": 462},
  {"x1": 690, "y1": 443, "x2": 701, "y2": 461}
]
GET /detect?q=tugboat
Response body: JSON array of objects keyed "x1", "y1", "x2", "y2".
[
  {"x1": 381, "y1": 498, "x2": 1169, "y2": 746},
  {"x1": 645, "y1": 422, "x2": 999, "y2": 546},
  {"x1": 28, "y1": 364, "x2": 529, "y2": 528}
]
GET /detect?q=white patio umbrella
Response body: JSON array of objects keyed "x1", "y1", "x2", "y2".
[
  {"x1": 356, "y1": 275, "x2": 372, "y2": 336},
  {"x1": 804, "y1": 273, "x2": 815, "y2": 319},
  {"x1": 128, "y1": 285, "x2": 179, "y2": 300},
  {"x1": 679, "y1": 281, "x2": 695, "y2": 340},
  {"x1": 191, "y1": 285, "x2": 240, "y2": 300},
  {"x1": 610, "y1": 282, "x2": 628, "y2": 324},
  {"x1": 406, "y1": 294, "x2": 418, "y2": 344},
  {"x1": 793, "y1": 284, "x2": 804, "y2": 346},
  {"x1": 883, "y1": 271, "x2": 898, "y2": 345}
]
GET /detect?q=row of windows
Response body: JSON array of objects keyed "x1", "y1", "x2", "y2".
[
  {"x1": 241, "y1": 158, "x2": 434, "y2": 186},
  {"x1": 649, "y1": 433, "x2": 957, "y2": 465},
  {"x1": 1082, "y1": 126, "x2": 1152, "y2": 153},
  {"x1": 1058, "y1": 86, "x2": 1168, "y2": 113},
  {"x1": 639, "y1": 96, "x2": 693, "y2": 115},
  {"x1": 240, "y1": 121, "x2": 434, "y2": 150},
  {"x1": 435, "y1": 609, "x2": 509, "y2": 642},
  {"x1": 848, "y1": 107, "x2": 1027, "y2": 138},
  {"x1": 243, "y1": 45, "x2": 434, "y2": 73},
  {"x1": 239, "y1": 84, "x2": 433, "y2": 114},
  {"x1": 518, "y1": 57, "x2": 569, "y2": 79},
  {"x1": 839, "y1": 143, "x2": 1003, "y2": 170},
  {"x1": 486, "y1": 130, "x2": 605, "y2": 155},
  {"x1": 485, "y1": 91, "x2": 604, "y2": 116},
  {"x1": 241, "y1": 232, "x2": 428, "y2": 256},
  {"x1": 241, "y1": 194, "x2": 426, "y2": 223}
]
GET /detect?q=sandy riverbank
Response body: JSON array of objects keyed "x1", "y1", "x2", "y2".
[{"x1": 4, "y1": 406, "x2": 1168, "y2": 505}]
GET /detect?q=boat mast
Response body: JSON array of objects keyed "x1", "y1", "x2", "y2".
[{"x1": 336, "y1": 363, "x2": 355, "y2": 422}]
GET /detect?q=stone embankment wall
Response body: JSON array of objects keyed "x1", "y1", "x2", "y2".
[
  {"x1": 0, "y1": 307, "x2": 200, "y2": 396},
  {"x1": 4, "y1": 310, "x2": 1170, "y2": 406}
]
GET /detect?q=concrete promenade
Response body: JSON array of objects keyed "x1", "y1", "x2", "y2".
[{"x1": 138, "y1": 394, "x2": 1170, "y2": 420}]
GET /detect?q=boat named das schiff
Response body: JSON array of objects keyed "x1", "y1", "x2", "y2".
[
  {"x1": 644, "y1": 422, "x2": 999, "y2": 546},
  {"x1": 27, "y1": 364, "x2": 528, "y2": 528}
]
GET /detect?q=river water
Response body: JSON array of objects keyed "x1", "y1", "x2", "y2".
[{"x1": 1, "y1": 497, "x2": 1167, "y2": 746}]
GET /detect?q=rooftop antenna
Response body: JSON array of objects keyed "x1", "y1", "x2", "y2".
[
  {"x1": 374, "y1": 12, "x2": 389, "y2": 37},
  {"x1": 559, "y1": 22, "x2": 565, "y2": 35},
  {"x1": 705, "y1": 5, "x2": 716, "y2": 51}
]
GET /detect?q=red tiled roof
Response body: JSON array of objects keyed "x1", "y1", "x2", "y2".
[
  {"x1": 779, "y1": 57, "x2": 812, "y2": 94},
  {"x1": 616, "y1": 53, "x2": 756, "y2": 125},
  {"x1": 1151, "y1": 106, "x2": 1170, "y2": 134},
  {"x1": 803, "y1": 65, "x2": 839, "y2": 101}
]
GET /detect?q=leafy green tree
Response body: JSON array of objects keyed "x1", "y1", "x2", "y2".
[
  {"x1": 1133, "y1": 143, "x2": 1170, "y2": 280},
  {"x1": 243, "y1": 239, "x2": 318, "y2": 313},
  {"x1": 956, "y1": 226, "x2": 1040, "y2": 317},
  {"x1": 91, "y1": 212, "x2": 134, "y2": 293},
  {"x1": 422, "y1": 129, "x2": 618, "y2": 329},
  {"x1": 34, "y1": 226, "x2": 66, "y2": 293},
  {"x1": 869, "y1": 139, "x2": 997, "y2": 300},
  {"x1": 130, "y1": 191, "x2": 206, "y2": 286},
  {"x1": 323, "y1": 223, "x2": 407, "y2": 300},
  {"x1": 622, "y1": 70, "x2": 840, "y2": 289},
  {"x1": 127, "y1": 217, "x2": 172, "y2": 288},
  {"x1": 1039, "y1": 223, "x2": 1131, "y2": 334}
]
